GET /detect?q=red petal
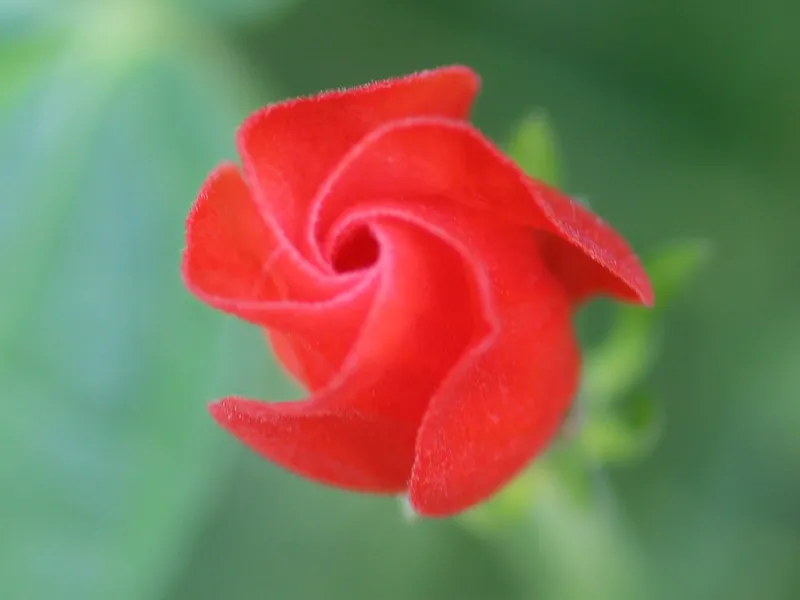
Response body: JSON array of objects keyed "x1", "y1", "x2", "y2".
[
  {"x1": 209, "y1": 398, "x2": 416, "y2": 492},
  {"x1": 309, "y1": 117, "x2": 653, "y2": 307},
  {"x1": 208, "y1": 216, "x2": 483, "y2": 490},
  {"x1": 236, "y1": 66, "x2": 480, "y2": 244},
  {"x1": 182, "y1": 163, "x2": 377, "y2": 389},
  {"x1": 182, "y1": 163, "x2": 282, "y2": 304},
  {"x1": 183, "y1": 163, "x2": 348, "y2": 304},
  {"x1": 324, "y1": 201, "x2": 579, "y2": 516},
  {"x1": 399, "y1": 213, "x2": 578, "y2": 516},
  {"x1": 408, "y1": 301, "x2": 579, "y2": 515}
]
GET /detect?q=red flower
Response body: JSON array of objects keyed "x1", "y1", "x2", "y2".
[{"x1": 182, "y1": 66, "x2": 653, "y2": 517}]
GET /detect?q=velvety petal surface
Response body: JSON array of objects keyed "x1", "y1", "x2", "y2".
[
  {"x1": 208, "y1": 215, "x2": 483, "y2": 490},
  {"x1": 309, "y1": 117, "x2": 653, "y2": 307},
  {"x1": 408, "y1": 248, "x2": 578, "y2": 514},
  {"x1": 209, "y1": 399, "x2": 416, "y2": 492},
  {"x1": 182, "y1": 163, "x2": 378, "y2": 389},
  {"x1": 237, "y1": 66, "x2": 480, "y2": 245},
  {"x1": 320, "y1": 201, "x2": 579, "y2": 516},
  {"x1": 301, "y1": 116, "x2": 652, "y2": 513},
  {"x1": 184, "y1": 67, "x2": 655, "y2": 516}
]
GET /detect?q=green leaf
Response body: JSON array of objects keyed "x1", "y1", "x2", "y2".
[
  {"x1": 458, "y1": 441, "x2": 599, "y2": 534},
  {"x1": 542, "y1": 442, "x2": 597, "y2": 506},
  {"x1": 459, "y1": 466, "x2": 544, "y2": 533},
  {"x1": 647, "y1": 239, "x2": 712, "y2": 313},
  {"x1": 506, "y1": 111, "x2": 562, "y2": 187},
  {"x1": 581, "y1": 310, "x2": 657, "y2": 407},
  {"x1": 582, "y1": 240, "x2": 710, "y2": 404},
  {"x1": 0, "y1": 8, "x2": 290, "y2": 600},
  {"x1": 579, "y1": 389, "x2": 663, "y2": 463}
]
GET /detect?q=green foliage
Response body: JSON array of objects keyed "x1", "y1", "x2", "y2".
[
  {"x1": 506, "y1": 111, "x2": 562, "y2": 186},
  {"x1": 583, "y1": 240, "x2": 710, "y2": 406},
  {"x1": 0, "y1": 3, "x2": 293, "y2": 600},
  {"x1": 579, "y1": 388, "x2": 662, "y2": 463},
  {"x1": 4, "y1": 1, "x2": 800, "y2": 599},
  {"x1": 463, "y1": 113, "x2": 708, "y2": 531}
]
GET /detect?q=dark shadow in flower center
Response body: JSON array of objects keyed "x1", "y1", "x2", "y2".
[{"x1": 331, "y1": 225, "x2": 380, "y2": 273}]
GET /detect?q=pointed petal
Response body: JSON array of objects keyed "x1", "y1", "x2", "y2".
[
  {"x1": 208, "y1": 216, "x2": 483, "y2": 490},
  {"x1": 209, "y1": 398, "x2": 416, "y2": 492},
  {"x1": 408, "y1": 310, "x2": 579, "y2": 516},
  {"x1": 320, "y1": 198, "x2": 580, "y2": 516},
  {"x1": 182, "y1": 162, "x2": 348, "y2": 306},
  {"x1": 310, "y1": 117, "x2": 653, "y2": 307},
  {"x1": 182, "y1": 163, "x2": 377, "y2": 389},
  {"x1": 182, "y1": 163, "x2": 283, "y2": 304},
  {"x1": 403, "y1": 223, "x2": 580, "y2": 516},
  {"x1": 237, "y1": 66, "x2": 481, "y2": 242}
]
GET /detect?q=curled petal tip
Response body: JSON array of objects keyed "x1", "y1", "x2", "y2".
[
  {"x1": 207, "y1": 398, "x2": 236, "y2": 425},
  {"x1": 640, "y1": 280, "x2": 656, "y2": 308},
  {"x1": 405, "y1": 492, "x2": 446, "y2": 519},
  {"x1": 625, "y1": 253, "x2": 656, "y2": 307},
  {"x1": 207, "y1": 399, "x2": 224, "y2": 420}
]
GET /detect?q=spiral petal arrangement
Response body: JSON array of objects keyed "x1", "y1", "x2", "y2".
[{"x1": 182, "y1": 66, "x2": 653, "y2": 516}]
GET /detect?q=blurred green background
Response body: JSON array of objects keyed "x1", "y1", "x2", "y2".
[{"x1": 2, "y1": 0, "x2": 799, "y2": 599}]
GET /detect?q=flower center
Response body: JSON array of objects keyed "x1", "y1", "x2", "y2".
[{"x1": 331, "y1": 226, "x2": 380, "y2": 273}]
